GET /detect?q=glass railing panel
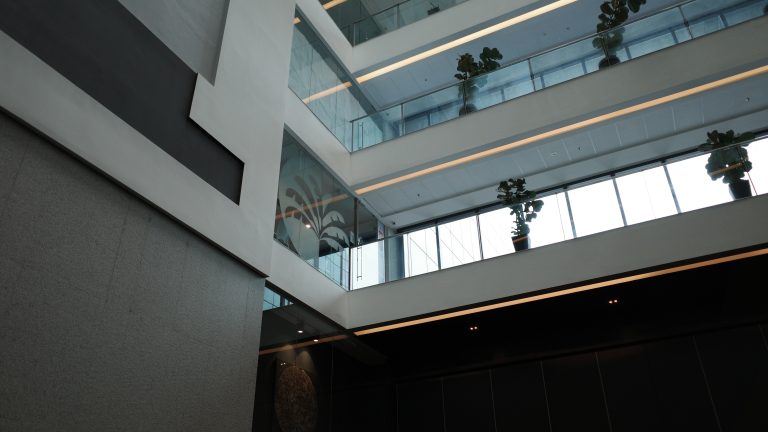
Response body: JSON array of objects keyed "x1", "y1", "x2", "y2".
[
  {"x1": 352, "y1": 105, "x2": 403, "y2": 150},
  {"x1": 615, "y1": 165, "x2": 679, "y2": 225},
  {"x1": 437, "y1": 216, "x2": 482, "y2": 269},
  {"x1": 617, "y1": 8, "x2": 690, "y2": 61},
  {"x1": 530, "y1": 37, "x2": 601, "y2": 91},
  {"x1": 681, "y1": 0, "x2": 764, "y2": 38},
  {"x1": 402, "y1": 86, "x2": 460, "y2": 134},
  {"x1": 341, "y1": 136, "x2": 767, "y2": 290},
  {"x1": 666, "y1": 153, "x2": 733, "y2": 212},
  {"x1": 568, "y1": 178, "x2": 625, "y2": 237},
  {"x1": 403, "y1": 226, "x2": 439, "y2": 277},
  {"x1": 350, "y1": 0, "x2": 767, "y2": 151}
]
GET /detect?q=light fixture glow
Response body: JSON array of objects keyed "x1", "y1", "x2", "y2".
[
  {"x1": 355, "y1": 0, "x2": 578, "y2": 83},
  {"x1": 353, "y1": 248, "x2": 768, "y2": 336},
  {"x1": 297, "y1": 330, "x2": 304, "y2": 334},
  {"x1": 302, "y1": 81, "x2": 352, "y2": 104},
  {"x1": 313, "y1": 339, "x2": 319, "y2": 342},
  {"x1": 355, "y1": 65, "x2": 768, "y2": 195},
  {"x1": 305, "y1": 224, "x2": 312, "y2": 229},
  {"x1": 323, "y1": 0, "x2": 347, "y2": 10}
]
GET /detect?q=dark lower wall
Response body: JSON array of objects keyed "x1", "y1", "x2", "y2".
[
  {"x1": 254, "y1": 249, "x2": 768, "y2": 432},
  {"x1": 0, "y1": 111, "x2": 264, "y2": 430},
  {"x1": 255, "y1": 323, "x2": 768, "y2": 432}
]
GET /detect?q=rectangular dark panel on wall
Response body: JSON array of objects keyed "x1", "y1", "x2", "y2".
[
  {"x1": 542, "y1": 352, "x2": 611, "y2": 432},
  {"x1": 332, "y1": 384, "x2": 395, "y2": 432},
  {"x1": 397, "y1": 379, "x2": 445, "y2": 432},
  {"x1": 598, "y1": 338, "x2": 719, "y2": 432},
  {"x1": 0, "y1": 0, "x2": 243, "y2": 202},
  {"x1": 443, "y1": 371, "x2": 495, "y2": 432},
  {"x1": 491, "y1": 362, "x2": 550, "y2": 432},
  {"x1": 696, "y1": 326, "x2": 768, "y2": 432}
]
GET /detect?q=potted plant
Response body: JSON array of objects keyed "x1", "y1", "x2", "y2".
[
  {"x1": 454, "y1": 47, "x2": 502, "y2": 115},
  {"x1": 497, "y1": 178, "x2": 544, "y2": 251},
  {"x1": 698, "y1": 129, "x2": 756, "y2": 199},
  {"x1": 593, "y1": 0, "x2": 646, "y2": 69}
]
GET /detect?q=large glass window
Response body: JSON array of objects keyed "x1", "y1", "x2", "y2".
[
  {"x1": 478, "y1": 207, "x2": 516, "y2": 259},
  {"x1": 438, "y1": 216, "x2": 481, "y2": 269},
  {"x1": 666, "y1": 154, "x2": 732, "y2": 212},
  {"x1": 568, "y1": 179, "x2": 625, "y2": 237},
  {"x1": 528, "y1": 193, "x2": 575, "y2": 248},
  {"x1": 403, "y1": 227, "x2": 439, "y2": 277},
  {"x1": 615, "y1": 166, "x2": 678, "y2": 225}
]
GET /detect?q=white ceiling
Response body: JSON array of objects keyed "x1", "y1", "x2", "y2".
[
  {"x1": 357, "y1": 0, "x2": 681, "y2": 108},
  {"x1": 358, "y1": 72, "x2": 768, "y2": 228}
]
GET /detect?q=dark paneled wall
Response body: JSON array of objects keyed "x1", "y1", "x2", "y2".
[
  {"x1": 393, "y1": 324, "x2": 768, "y2": 432},
  {"x1": 253, "y1": 323, "x2": 768, "y2": 432}
]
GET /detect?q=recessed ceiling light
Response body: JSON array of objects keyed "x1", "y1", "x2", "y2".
[
  {"x1": 297, "y1": 330, "x2": 304, "y2": 334},
  {"x1": 305, "y1": 224, "x2": 311, "y2": 229},
  {"x1": 313, "y1": 339, "x2": 319, "y2": 342}
]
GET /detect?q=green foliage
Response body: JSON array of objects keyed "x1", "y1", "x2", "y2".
[
  {"x1": 454, "y1": 47, "x2": 502, "y2": 112},
  {"x1": 592, "y1": 0, "x2": 646, "y2": 53},
  {"x1": 697, "y1": 129, "x2": 756, "y2": 184},
  {"x1": 496, "y1": 178, "x2": 544, "y2": 237}
]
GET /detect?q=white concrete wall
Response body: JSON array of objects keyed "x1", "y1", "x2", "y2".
[
  {"x1": 269, "y1": 241, "x2": 349, "y2": 327},
  {"x1": 346, "y1": 193, "x2": 768, "y2": 328}
]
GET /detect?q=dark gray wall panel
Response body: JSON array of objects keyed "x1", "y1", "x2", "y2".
[
  {"x1": 397, "y1": 379, "x2": 445, "y2": 432},
  {"x1": 543, "y1": 352, "x2": 611, "y2": 432},
  {"x1": 697, "y1": 326, "x2": 768, "y2": 432},
  {"x1": 599, "y1": 338, "x2": 719, "y2": 432},
  {"x1": 491, "y1": 362, "x2": 550, "y2": 432},
  {"x1": 0, "y1": 0, "x2": 243, "y2": 202},
  {"x1": 0, "y1": 111, "x2": 263, "y2": 429},
  {"x1": 443, "y1": 371, "x2": 495, "y2": 432}
]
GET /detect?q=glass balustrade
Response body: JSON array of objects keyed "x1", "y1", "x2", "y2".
[
  {"x1": 286, "y1": 135, "x2": 768, "y2": 290},
  {"x1": 322, "y1": 0, "x2": 470, "y2": 46},
  {"x1": 351, "y1": 0, "x2": 768, "y2": 151}
]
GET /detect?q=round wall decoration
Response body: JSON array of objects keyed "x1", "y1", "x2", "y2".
[{"x1": 274, "y1": 364, "x2": 318, "y2": 432}]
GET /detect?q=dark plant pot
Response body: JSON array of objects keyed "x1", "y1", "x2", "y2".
[
  {"x1": 459, "y1": 103, "x2": 476, "y2": 116},
  {"x1": 728, "y1": 179, "x2": 752, "y2": 199},
  {"x1": 598, "y1": 54, "x2": 621, "y2": 69},
  {"x1": 512, "y1": 235, "x2": 530, "y2": 252}
]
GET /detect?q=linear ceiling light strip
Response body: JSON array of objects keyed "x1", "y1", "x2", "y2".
[
  {"x1": 355, "y1": 0, "x2": 579, "y2": 83},
  {"x1": 353, "y1": 248, "x2": 768, "y2": 336},
  {"x1": 259, "y1": 334, "x2": 348, "y2": 355},
  {"x1": 355, "y1": 65, "x2": 768, "y2": 195},
  {"x1": 323, "y1": 0, "x2": 348, "y2": 10}
]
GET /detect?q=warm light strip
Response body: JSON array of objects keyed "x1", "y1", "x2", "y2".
[
  {"x1": 323, "y1": 0, "x2": 348, "y2": 10},
  {"x1": 293, "y1": 17, "x2": 301, "y2": 25},
  {"x1": 259, "y1": 334, "x2": 349, "y2": 355},
  {"x1": 355, "y1": 65, "x2": 768, "y2": 195},
  {"x1": 302, "y1": 81, "x2": 352, "y2": 104},
  {"x1": 274, "y1": 193, "x2": 349, "y2": 222},
  {"x1": 355, "y1": 0, "x2": 578, "y2": 83},
  {"x1": 353, "y1": 248, "x2": 768, "y2": 336}
]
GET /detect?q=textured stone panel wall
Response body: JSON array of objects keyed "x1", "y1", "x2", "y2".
[{"x1": 0, "y1": 111, "x2": 264, "y2": 431}]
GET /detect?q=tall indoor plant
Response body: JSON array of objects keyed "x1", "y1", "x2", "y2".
[
  {"x1": 593, "y1": 0, "x2": 646, "y2": 69},
  {"x1": 497, "y1": 178, "x2": 544, "y2": 251},
  {"x1": 454, "y1": 47, "x2": 502, "y2": 115},
  {"x1": 698, "y1": 129, "x2": 756, "y2": 199}
]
